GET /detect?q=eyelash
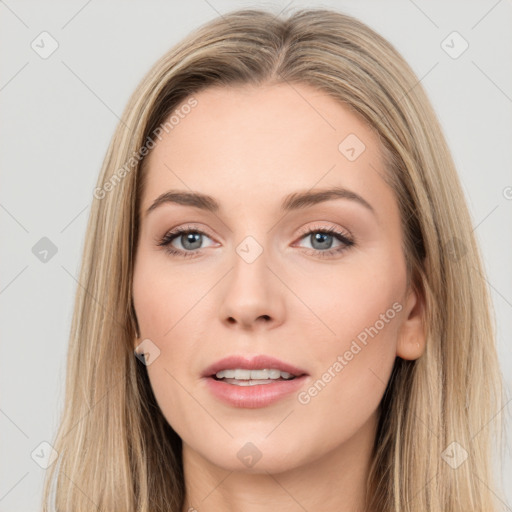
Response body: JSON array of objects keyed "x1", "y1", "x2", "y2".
[{"x1": 156, "y1": 224, "x2": 355, "y2": 259}]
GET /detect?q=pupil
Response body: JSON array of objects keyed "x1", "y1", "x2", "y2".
[
  {"x1": 183, "y1": 233, "x2": 202, "y2": 250},
  {"x1": 312, "y1": 232, "x2": 332, "y2": 250}
]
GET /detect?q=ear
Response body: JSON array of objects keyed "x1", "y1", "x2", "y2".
[{"x1": 396, "y1": 280, "x2": 426, "y2": 360}]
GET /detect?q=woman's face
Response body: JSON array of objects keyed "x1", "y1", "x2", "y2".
[{"x1": 132, "y1": 82, "x2": 424, "y2": 473}]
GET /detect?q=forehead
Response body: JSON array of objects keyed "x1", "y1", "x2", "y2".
[{"x1": 139, "y1": 82, "x2": 391, "y2": 216}]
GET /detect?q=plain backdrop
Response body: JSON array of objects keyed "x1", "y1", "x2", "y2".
[{"x1": 1, "y1": 0, "x2": 511, "y2": 510}]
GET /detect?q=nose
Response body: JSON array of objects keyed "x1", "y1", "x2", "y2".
[{"x1": 218, "y1": 244, "x2": 286, "y2": 331}]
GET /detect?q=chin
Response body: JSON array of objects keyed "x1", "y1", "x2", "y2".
[{"x1": 191, "y1": 435, "x2": 310, "y2": 475}]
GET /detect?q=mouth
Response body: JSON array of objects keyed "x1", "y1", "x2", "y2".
[
  {"x1": 212, "y1": 368, "x2": 299, "y2": 386},
  {"x1": 201, "y1": 354, "x2": 309, "y2": 408},
  {"x1": 202, "y1": 354, "x2": 308, "y2": 381}
]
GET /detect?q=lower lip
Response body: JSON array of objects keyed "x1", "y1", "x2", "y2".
[{"x1": 204, "y1": 375, "x2": 308, "y2": 408}]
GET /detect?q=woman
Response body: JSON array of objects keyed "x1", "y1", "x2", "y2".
[{"x1": 42, "y1": 7, "x2": 506, "y2": 512}]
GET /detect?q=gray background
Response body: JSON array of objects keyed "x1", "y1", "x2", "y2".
[{"x1": 1, "y1": 0, "x2": 511, "y2": 510}]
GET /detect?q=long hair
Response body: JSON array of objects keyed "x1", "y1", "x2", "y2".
[{"x1": 42, "y1": 8, "x2": 506, "y2": 511}]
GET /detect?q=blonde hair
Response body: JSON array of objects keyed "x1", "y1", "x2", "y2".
[{"x1": 42, "y1": 8, "x2": 506, "y2": 511}]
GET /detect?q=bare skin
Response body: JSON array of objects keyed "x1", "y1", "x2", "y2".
[{"x1": 132, "y1": 82, "x2": 425, "y2": 512}]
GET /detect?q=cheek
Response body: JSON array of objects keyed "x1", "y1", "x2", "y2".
[
  {"x1": 292, "y1": 287, "x2": 403, "y2": 454},
  {"x1": 291, "y1": 248, "x2": 405, "y2": 411},
  {"x1": 132, "y1": 251, "x2": 201, "y2": 339},
  {"x1": 291, "y1": 244, "x2": 406, "y2": 347},
  {"x1": 132, "y1": 253, "x2": 208, "y2": 432}
]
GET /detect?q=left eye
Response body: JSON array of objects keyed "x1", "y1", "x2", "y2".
[{"x1": 295, "y1": 228, "x2": 349, "y2": 251}]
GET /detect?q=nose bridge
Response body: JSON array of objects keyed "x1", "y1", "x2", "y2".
[{"x1": 230, "y1": 230, "x2": 272, "y2": 295}]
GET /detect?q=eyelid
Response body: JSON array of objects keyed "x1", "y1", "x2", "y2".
[
  {"x1": 154, "y1": 223, "x2": 218, "y2": 245},
  {"x1": 295, "y1": 222, "x2": 354, "y2": 242}
]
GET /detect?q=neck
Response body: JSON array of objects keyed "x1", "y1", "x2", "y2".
[{"x1": 181, "y1": 410, "x2": 378, "y2": 512}]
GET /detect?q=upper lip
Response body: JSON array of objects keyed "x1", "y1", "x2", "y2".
[{"x1": 202, "y1": 355, "x2": 308, "y2": 378}]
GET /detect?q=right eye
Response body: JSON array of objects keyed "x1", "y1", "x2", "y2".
[{"x1": 157, "y1": 226, "x2": 217, "y2": 258}]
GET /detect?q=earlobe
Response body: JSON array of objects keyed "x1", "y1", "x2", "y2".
[{"x1": 396, "y1": 282, "x2": 426, "y2": 361}]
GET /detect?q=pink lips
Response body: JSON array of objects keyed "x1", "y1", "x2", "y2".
[
  {"x1": 201, "y1": 354, "x2": 308, "y2": 378},
  {"x1": 201, "y1": 354, "x2": 309, "y2": 409}
]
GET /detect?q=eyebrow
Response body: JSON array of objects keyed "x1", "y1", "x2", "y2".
[{"x1": 144, "y1": 186, "x2": 376, "y2": 217}]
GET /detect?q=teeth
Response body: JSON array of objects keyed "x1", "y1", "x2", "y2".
[
  {"x1": 215, "y1": 368, "x2": 295, "y2": 380},
  {"x1": 226, "y1": 379, "x2": 276, "y2": 386}
]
